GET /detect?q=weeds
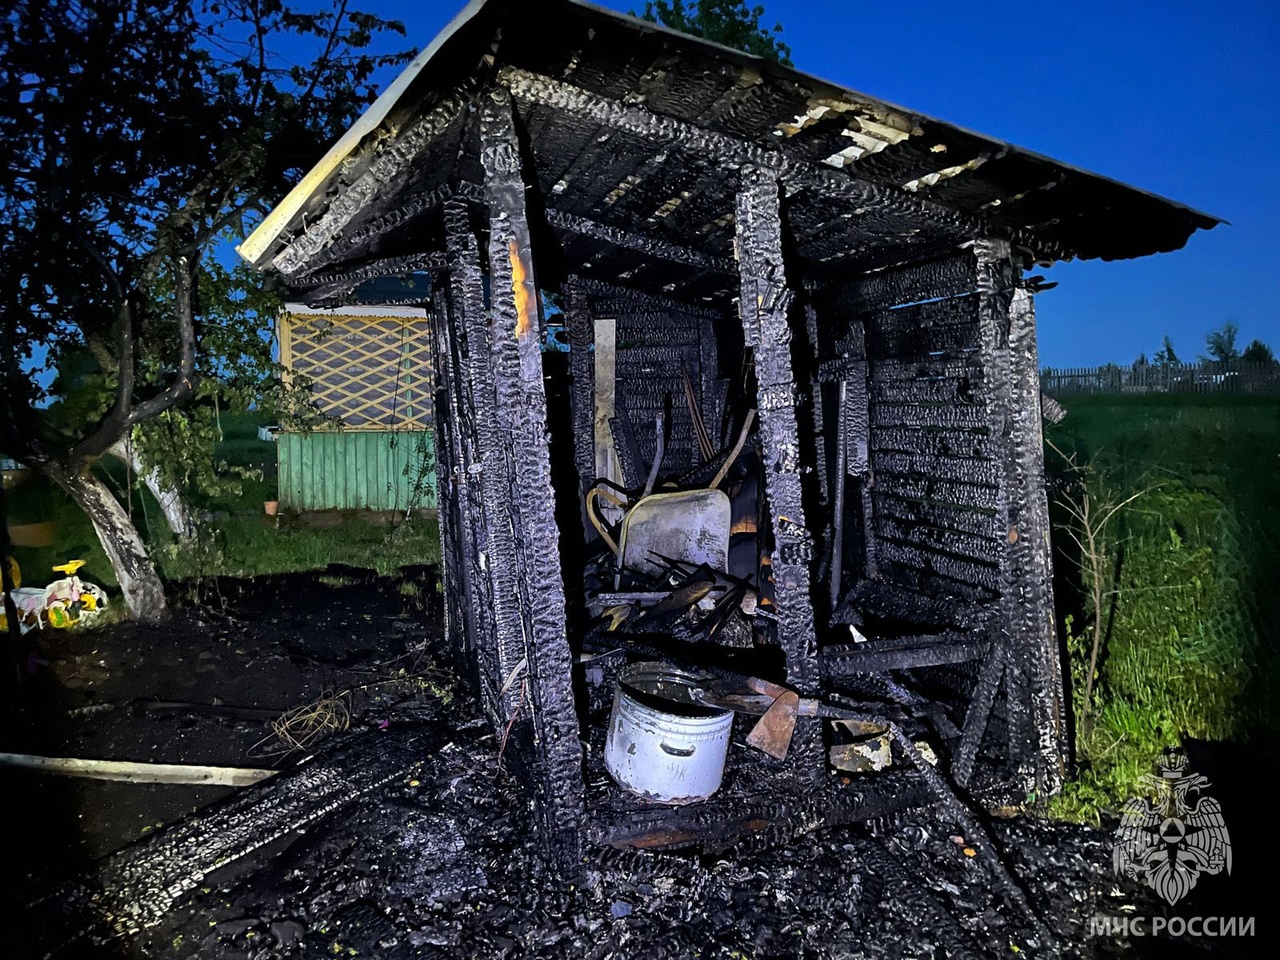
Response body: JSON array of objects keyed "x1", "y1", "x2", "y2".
[{"x1": 1044, "y1": 396, "x2": 1278, "y2": 822}]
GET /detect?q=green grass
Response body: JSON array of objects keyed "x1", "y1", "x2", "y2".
[
  {"x1": 1044, "y1": 395, "x2": 1280, "y2": 821},
  {"x1": 161, "y1": 513, "x2": 441, "y2": 581},
  {"x1": 5, "y1": 409, "x2": 441, "y2": 592}
]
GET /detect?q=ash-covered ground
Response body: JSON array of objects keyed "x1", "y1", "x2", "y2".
[{"x1": 4, "y1": 568, "x2": 1265, "y2": 959}]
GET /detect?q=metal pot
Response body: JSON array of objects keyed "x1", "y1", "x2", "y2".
[{"x1": 604, "y1": 661, "x2": 732, "y2": 805}]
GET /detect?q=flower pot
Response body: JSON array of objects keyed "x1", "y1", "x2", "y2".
[{"x1": 263, "y1": 501, "x2": 279, "y2": 517}]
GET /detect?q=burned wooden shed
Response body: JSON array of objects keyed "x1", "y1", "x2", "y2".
[{"x1": 238, "y1": 0, "x2": 1218, "y2": 867}]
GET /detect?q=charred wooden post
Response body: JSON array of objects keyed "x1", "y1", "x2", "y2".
[
  {"x1": 443, "y1": 198, "x2": 511, "y2": 719},
  {"x1": 428, "y1": 284, "x2": 474, "y2": 667},
  {"x1": 563, "y1": 280, "x2": 597, "y2": 507},
  {"x1": 479, "y1": 90, "x2": 585, "y2": 866},
  {"x1": 843, "y1": 318, "x2": 875, "y2": 587},
  {"x1": 973, "y1": 239, "x2": 1066, "y2": 794},
  {"x1": 734, "y1": 168, "x2": 820, "y2": 698}
]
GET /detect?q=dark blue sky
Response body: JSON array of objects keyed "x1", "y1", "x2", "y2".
[{"x1": 353, "y1": 0, "x2": 1279, "y2": 367}]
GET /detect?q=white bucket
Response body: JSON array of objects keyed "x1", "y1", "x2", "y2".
[{"x1": 604, "y1": 662, "x2": 733, "y2": 805}]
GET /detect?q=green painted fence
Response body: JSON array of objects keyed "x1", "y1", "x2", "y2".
[{"x1": 277, "y1": 430, "x2": 436, "y2": 512}]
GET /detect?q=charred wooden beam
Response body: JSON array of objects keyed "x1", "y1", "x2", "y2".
[
  {"x1": 299, "y1": 182, "x2": 460, "y2": 276},
  {"x1": 429, "y1": 284, "x2": 473, "y2": 667},
  {"x1": 589, "y1": 770, "x2": 933, "y2": 851},
  {"x1": 842, "y1": 318, "x2": 877, "y2": 582},
  {"x1": 952, "y1": 637, "x2": 1006, "y2": 787},
  {"x1": 566, "y1": 274, "x2": 724, "y2": 318},
  {"x1": 735, "y1": 168, "x2": 820, "y2": 696},
  {"x1": 544, "y1": 208, "x2": 735, "y2": 274},
  {"x1": 273, "y1": 89, "x2": 473, "y2": 277},
  {"x1": 480, "y1": 90, "x2": 585, "y2": 869},
  {"x1": 293, "y1": 251, "x2": 447, "y2": 301},
  {"x1": 499, "y1": 67, "x2": 1002, "y2": 249},
  {"x1": 563, "y1": 280, "x2": 598, "y2": 503},
  {"x1": 823, "y1": 635, "x2": 989, "y2": 674},
  {"x1": 442, "y1": 199, "x2": 509, "y2": 720},
  {"x1": 974, "y1": 238, "x2": 1066, "y2": 795}
]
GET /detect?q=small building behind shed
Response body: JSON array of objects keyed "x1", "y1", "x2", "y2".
[{"x1": 276, "y1": 303, "x2": 436, "y2": 514}]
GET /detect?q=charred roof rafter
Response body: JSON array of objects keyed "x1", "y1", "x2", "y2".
[
  {"x1": 495, "y1": 66, "x2": 1063, "y2": 259},
  {"x1": 295, "y1": 182, "x2": 461, "y2": 278},
  {"x1": 291, "y1": 251, "x2": 448, "y2": 304},
  {"x1": 271, "y1": 85, "x2": 478, "y2": 278},
  {"x1": 544, "y1": 208, "x2": 735, "y2": 276}
]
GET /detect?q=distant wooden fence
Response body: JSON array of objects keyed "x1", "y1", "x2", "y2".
[{"x1": 1040, "y1": 361, "x2": 1280, "y2": 396}]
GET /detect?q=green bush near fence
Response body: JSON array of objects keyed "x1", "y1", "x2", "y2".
[{"x1": 1044, "y1": 395, "x2": 1280, "y2": 821}]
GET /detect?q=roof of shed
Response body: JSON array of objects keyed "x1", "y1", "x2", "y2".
[{"x1": 240, "y1": 0, "x2": 1220, "y2": 301}]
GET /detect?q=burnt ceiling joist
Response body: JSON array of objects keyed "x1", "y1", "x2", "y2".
[
  {"x1": 272, "y1": 88, "x2": 474, "y2": 278},
  {"x1": 293, "y1": 251, "x2": 448, "y2": 302},
  {"x1": 544, "y1": 208, "x2": 735, "y2": 275},
  {"x1": 496, "y1": 66, "x2": 1035, "y2": 257}
]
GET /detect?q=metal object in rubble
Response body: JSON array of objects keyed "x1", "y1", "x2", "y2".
[{"x1": 604, "y1": 662, "x2": 733, "y2": 805}]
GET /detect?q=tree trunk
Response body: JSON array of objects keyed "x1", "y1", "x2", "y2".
[
  {"x1": 50, "y1": 466, "x2": 168, "y2": 623},
  {"x1": 107, "y1": 439, "x2": 197, "y2": 542}
]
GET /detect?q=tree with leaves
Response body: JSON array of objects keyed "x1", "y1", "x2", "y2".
[
  {"x1": 1203, "y1": 320, "x2": 1241, "y2": 363},
  {"x1": 0, "y1": 0, "x2": 409, "y2": 622},
  {"x1": 636, "y1": 0, "x2": 792, "y2": 64},
  {"x1": 1152, "y1": 335, "x2": 1180, "y2": 367},
  {"x1": 1241, "y1": 339, "x2": 1275, "y2": 364}
]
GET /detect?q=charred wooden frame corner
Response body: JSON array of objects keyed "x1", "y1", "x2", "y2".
[{"x1": 239, "y1": 0, "x2": 1219, "y2": 874}]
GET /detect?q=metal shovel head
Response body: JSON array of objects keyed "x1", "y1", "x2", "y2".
[{"x1": 745, "y1": 690, "x2": 800, "y2": 760}]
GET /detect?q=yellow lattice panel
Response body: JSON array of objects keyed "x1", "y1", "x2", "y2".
[{"x1": 280, "y1": 307, "x2": 434, "y2": 430}]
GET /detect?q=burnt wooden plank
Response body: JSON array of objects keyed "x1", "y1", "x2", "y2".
[
  {"x1": 872, "y1": 426, "x2": 993, "y2": 459},
  {"x1": 429, "y1": 287, "x2": 471, "y2": 666},
  {"x1": 872, "y1": 403, "x2": 991, "y2": 432},
  {"x1": 823, "y1": 636, "x2": 990, "y2": 674},
  {"x1": 832, "y1": 253, "x2": 977, "y2": 314},
  {"x1": 876, "y1": 492, "x2": 1000, "y2": 539},
  {"x1": 875, "y1": 358, "x2": 983, "y2": 386},
  {"x1": 871, "y1": 452, "x2": 1001, "y2": 487},
  {"x1": 869, "y1": 297, "x2": 979, "y2": 335},
  {"x1": 736, "y1": 168, "x2": 821, "y2": 697},
  {"x1": 545, "y1": 209, "x2": 735, "y2": 274},
  {"x1": 875, "y1": 516, "x2": 1005, "y2": 566},
  {"x1": 952, "y1": 638, "x2": 1007, "y2": 787},
  {"x1": 875, "y1": 475, "x2": 1002, "y2": 511},
  {"x1": 443, "y1": 199, "x2": 508, "y2": 722},
  {"x1": 564, "y1": 279, "x2": 597, "y2": 501},
  {"x1": 871, "y1": 378, "x2": 984, "y2": 406},
  {"x1": 876, "y1": 534, "x2": 1001, "y2": 582},
  {"x1": 876, "y1": 557, "x2": 1001, "y2": 604},
  {"x1": 481, "y1": 92, "x2": 585, "y2": 868},
  {"x1": 870, "y1": 324, "x2": 981, "y2": 360}
]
